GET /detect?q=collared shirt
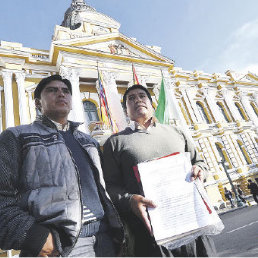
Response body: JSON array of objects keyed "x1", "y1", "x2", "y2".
[
  {"x1": 50, "y1": 119, "x2": 70, "y2": 131},
  {"x1": 128, "y1": 116, "x2": 158, "y2": 132}
]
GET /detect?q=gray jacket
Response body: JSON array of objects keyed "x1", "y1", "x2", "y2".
[{"x1": 0, "y1": 116, "x2": 123, "y2": 256}]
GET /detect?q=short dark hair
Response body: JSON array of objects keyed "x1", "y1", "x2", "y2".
[
  {"x1": 122, "y1": 84, "x2": 152, "y2": 110},
  {"x1": 34, "y1": 75, "x2": 72, "y2": 99}
]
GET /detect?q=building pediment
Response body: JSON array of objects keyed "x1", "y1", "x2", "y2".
[
  {"x1": 51, "y1": 31, "x2": 174, "y2": 65},
  {"x1": 73, "y1": 39, "x2": 159, "y2": 60},
  {"x1": 246, "y1": 72, "x2": 258, "y2": 82},
  {"x1": 226, "y1": 70, "x2": 258, "y2": 83}
]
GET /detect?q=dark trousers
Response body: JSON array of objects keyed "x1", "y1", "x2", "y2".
[
  {"x1": 123, "y1": 213, "x2": 217, "y2": 257},
  {"x1": 163, "y1": 235, "x2": 217, "y2": 257},
  {"x1": 69, "y1": 231, "x2": 116, "y2": 257}
]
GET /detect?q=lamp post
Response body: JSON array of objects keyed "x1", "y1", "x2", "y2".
[{"x1": 219, "y1": 161, "x2": 244, "y2": 207}]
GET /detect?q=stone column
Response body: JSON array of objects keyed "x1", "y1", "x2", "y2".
[
  {"x1": 26, "y1": 87, "x2": 36, "y2": 122},
  {"x1": 60, "y1": 66, "x2": 88, "y2": 133},
  {"x1": 2, "y1": 70, "x2": 15, "y2": 128},
  {"x1": 102, "y1": 71, "x2": 127, "y2": 131},
  {"x1": 0, "y1": 86, "x2": 3, "y2": 132},
  {"x1": 15, "y1": 72, "x2": 29, "y2": 125}
]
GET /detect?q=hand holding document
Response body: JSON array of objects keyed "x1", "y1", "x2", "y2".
[{"x1": 137, "y1": 152, "x2": 224, "y2": 246}]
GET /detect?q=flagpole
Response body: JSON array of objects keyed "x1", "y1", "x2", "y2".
[
  {"x1": 96, "y1": 61, "x2": 103, "y2": 122},
  {"x1": 160, "y1": 68, "x2": 164, "y2": 79},
  {"x1": 132, "y1": 63, "x2": 134, "y2": 85}
]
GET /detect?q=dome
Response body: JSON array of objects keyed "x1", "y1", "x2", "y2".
[{"x1": 61, "y1": 0, "x2": 120, "y2": 31}]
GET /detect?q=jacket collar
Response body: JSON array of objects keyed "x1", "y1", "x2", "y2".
[{"x1": 35, "y1": 115, "x2": 83, "y2": 131}]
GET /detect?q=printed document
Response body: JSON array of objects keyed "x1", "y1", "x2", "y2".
[{"x1": 137, "y1": 152, "x2": 222, "y2": 245}]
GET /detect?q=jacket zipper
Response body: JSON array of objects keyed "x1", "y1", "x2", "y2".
[{"x1": 58, "y1": 133, "x2": 83, "y2": 256}]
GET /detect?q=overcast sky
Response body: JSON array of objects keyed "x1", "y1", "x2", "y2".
[{"x1": 0, "y1": 0, "x2": 258, "y2": 74}]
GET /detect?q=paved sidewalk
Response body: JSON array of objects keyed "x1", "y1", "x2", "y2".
[{"x1": 217, "y1": 196, "x2": 257, "y2": 215}]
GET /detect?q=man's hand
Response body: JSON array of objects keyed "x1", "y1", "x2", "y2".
[
  {"x1": 191, "y1": 165, "x2": 204, "y2": 182},
  {"x1": 130, "y1": 194, "x2": 156, "y2": 234},
  {"x1": 38, "y1": 233, "x2": 59, "y2": 257}
]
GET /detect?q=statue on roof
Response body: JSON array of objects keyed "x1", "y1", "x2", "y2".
[{"x1": 61, "y1": 0, "x2": 96, "y2": 30}]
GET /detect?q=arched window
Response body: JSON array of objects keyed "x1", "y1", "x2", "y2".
[
  {"x1": 215, "y1": 143, "x2": 231, "y2": 169},
  {"x1": 237, "y1": 141, "x2": 251, "y2": 164},
  {"x1": 235, "y1": 102, "x2": 248, "y2": 121},
  {"x1": 250, "y1": 102, "x2": 258, "y2": 116},
  {"x1": 217, "y1": 102, "x2": 230, "y2": 122},
  {"x1": 196, "y1": 102, "x2": 210, "y2": 124},
  {"x1": 83, "y1": 100, "x2": 99, "y2": 123}
]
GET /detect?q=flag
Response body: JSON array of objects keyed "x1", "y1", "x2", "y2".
[
  {"x1": 132, "y1": 64, "x2": 140, "y2": 84},
  {"x1": 155, "y1": 77, "x2": 174, "y2": 124},
  {"x1": 155, "y1": 77, "x2": 166, "y2": 123},
  {"x1": 98, "y1": 71, "x2": 119, "y2": 133}
]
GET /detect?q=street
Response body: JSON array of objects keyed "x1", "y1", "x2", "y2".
[{"x1": 212, "y1": 205, "x2": 258, "y2": 257}]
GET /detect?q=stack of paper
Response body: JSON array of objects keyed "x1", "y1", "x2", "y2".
[{"x1": 137, "y1": 152, "x2": 223, "y2": 245}]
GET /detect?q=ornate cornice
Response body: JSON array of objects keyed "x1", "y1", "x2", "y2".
[{"x1": 1, "y1": 70, "x2": 12, "y2": 83}]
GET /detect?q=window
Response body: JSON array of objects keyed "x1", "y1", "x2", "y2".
[
  {"x1": 196, "y1": 102, "x2": 210, "y2": 124},
  {"x1": 237, "y1": 141, "x2": 251, "y2": 164},
  {"x1": 250, "y1": 102, "x2": 258, "y2": 116},
  {"x1": 83, "y1": 100, "x2": 99, "y2": 123},
  {"x1": 235, "y1": 102, "x2": 248, "y2": 121},
  {"x1": 217, "y1": 102, "x2": 230, "y2": 122}
]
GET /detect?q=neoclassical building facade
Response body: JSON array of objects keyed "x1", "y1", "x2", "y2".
[{"x1": 0, "y1": 0, "x2": 257, "y2": 206}]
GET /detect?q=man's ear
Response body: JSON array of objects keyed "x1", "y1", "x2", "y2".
[{"x1": 35, "y1": 98, "x2": 41, "y2": 111}]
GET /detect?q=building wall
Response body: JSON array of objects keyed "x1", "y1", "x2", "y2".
[{"x1": 168, "y1": 68, "x2": 258, "y2": 205}]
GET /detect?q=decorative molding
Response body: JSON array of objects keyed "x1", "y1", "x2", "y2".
[
  {"x1": 108, "y1": 43, "x2": 141, "y2": 58},
  {"x1": 2, "y1": 70, "x2": 12, "y2": 83}
]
